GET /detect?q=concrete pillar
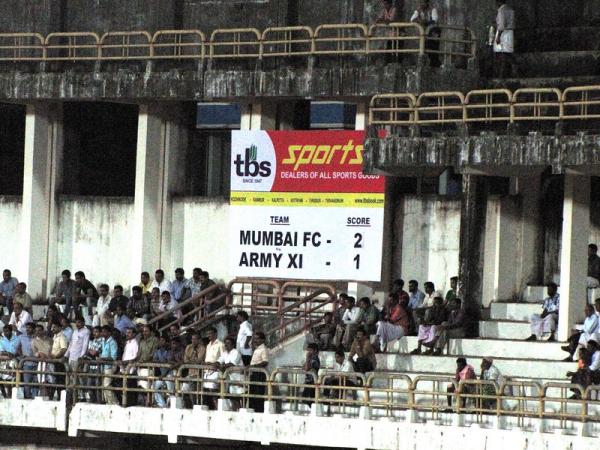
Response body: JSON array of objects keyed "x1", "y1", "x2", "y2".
[
  {"x1": 458, "y1": 175, "x2": 487, "y2": 336},
  {"x1": 491, "y1": 197, "x2": 519, "y2": 302},
  {"x1": 21, "y1": 103, "x2": 63, "y2": 299},
  {"x1": 132, "y1": 104, "x2": 185, "y2": 278},
  {"x1": 558, "y1": 171, "x2": 590, "y2": 341},
  {"x1": 240, "y1": 102, "x2": 276, "y2": 131},
  {"x1": 516, "y1": 175, "x2": 542, "y2": 291}
]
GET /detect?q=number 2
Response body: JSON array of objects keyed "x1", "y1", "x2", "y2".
[{"x1": 354, "y1": 233, "x2": 363, "y2": 248}]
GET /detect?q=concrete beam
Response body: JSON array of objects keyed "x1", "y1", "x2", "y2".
[
  {"x1": 21, "y1": 103, "x2": 62, "y2": 299},
  {"x1": 558, "y1": 171, "x2": 590, "y2": 340}
]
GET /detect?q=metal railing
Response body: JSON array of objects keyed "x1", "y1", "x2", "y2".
[
  {"x1": 370, "y1": 85, "x2": 600, "y2": 127},
  {"x1": 0, "y1": 22, "x2": 476, "y2": 63},
  {"x1": 2, "y1": 358, "x2": 600, "y2": 426}
]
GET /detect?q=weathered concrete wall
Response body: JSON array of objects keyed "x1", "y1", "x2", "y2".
[
  {"x1": 0, "y1": 196, "x2": 23, "y2": 277},
  {"x1": 0, "y1": 0, "x2": 61, "y2": 34},
  {"x1": 396, "y1": 195, "x2": 460, "y2": 294},
  {"x1": 55, "y1": 196, "x2": 134, "y2": 292}
]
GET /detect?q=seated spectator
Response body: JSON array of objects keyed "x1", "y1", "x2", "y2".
[
  {"x1": 568, "y1": 341, "x2": 600, "y2": 399},
  {"x1": 334, "y1": 293, "x2": 349, "y2": 326},
  {"x1": 200, "y1": 271, "x2": 219, "y2": 314},
  {"x1": 236, "y1": 311, "x2": 253, "y2": 366},
  {"x1": 114, "y1": 305, "x2": 135, "y2": 335},
  {"x1": 184, "y1": 268, "x2": 204, "y2": 298},
  {"x1": 480, "y1": 357, "x2": 503, "y2": 409},
  {"x1": 414, "y1": 281, "x2": 442, "y2": 329},
  {"x1": 358, "y1": 297, "x2": 379, "y2": 336},
  {"x1": 171, "y1": 268, "x2": 187, "y2": 303},
  {"x1": 128, "y1": 286, "x2": 151, "y2": 320},
  {"x1": 391, "y1": 279, "x2": 410, "y2": 307},
  {"x1": 434, "y1": 298, "x2": 466, "y2": 355},
  {"x1": 0, "y1": 269, "x2": 18, "y2": 315},
  {"x1": 248, "y1": 332, "x2": 269, "y2": 412},
  {"x1": 48, "y1": 322, "x2": 68, "y2": 400},
  {"x1": 50, "y1": 270, "x2": 74, "y2": 316},
  {"x1": 410, "y1": 0, "x2": 441, "y2": 67},
  {"x1": 216, "y1": 337, "x2": 244, "y2": 411},
  {"x1": 158, "y1": 291, "x2": 182, "y2": 325},
  {"x1": 13, "y1": 282, "x2": 32, "y2": 313},
  {"x1": 302, "y1": 343, "x2": 320, "y2": 403},
  {"x1": 411, "y1": 296, "x2": 448, "y2": 355},
  {"x1": 8, "y1": 302, "x2": 33, "y2": 335},
  {"x1": 181, "y1": 332, "x2": 206, "y2": 408},
  {"x1": 16, "y1": 322, "x2": 36, "y2": 398},
  {"x1": 349, "y1": 327, "x2": 376, "y2": 374},
  {"x1": 0, "y1": 325, "x2": 18, "y2": 398},
  {"x1": 98, "y1": 325, "x2": 119, "y2": 405},
  {"x1": 149, "y1": 287, "x2": 162, "y2": 316},
  {"x1": 445, "y1": 277, "x2": 458, "y2": 302},
  {"x1": 526, "y1": 283, "x2": 560, "y2": 342},
  {"x1": 83, "y1": 326, "x2": 103, "y2": 403},
  {"x1": 95, "y1": 284, "x2": 112, "y2": 327},
  {"x1": 138, "y1": 271, "x2": 153, "y2": 295},
  {"x1": 306, "y1": 312, "x2": 336, "y2": 350},
  {"x1": 407, "y1": 280, "x2": 425, "y2": 334},
  {"x1": 333, "y1": 297, "x2": 363, "y2": 350},
  {"x1": 446, "y1": 357, "x2": 476, "y2": 408},
  {"x1": 375, "y1": 293, "x2": 409, "y2": 352},
  {"x1": 562, "y1": 304, "x2": 599, "y2": 361},
  {"x1": 151, "y1": 269, "x2": 172, "y2": 294},
  {"x1": 108, "y1": 285, "x2": 129, "y2": 318},
  {"x1": 74, "y1": 271, "x2": 98, "y2": 317},
  {"x1": 154, "y1": 337, "x2": 184, "y2": 408},
  {"x1": 323, "y1": 349, "x2": 356, "y2": 401}
]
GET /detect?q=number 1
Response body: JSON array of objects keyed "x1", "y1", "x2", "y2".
[{"x1": 353, "y1": 254, "x2": 360, "y2": 269}]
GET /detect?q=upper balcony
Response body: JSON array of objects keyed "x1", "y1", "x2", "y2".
[{"x1": 0, "y1": 23, "x2": 478, "y2": 101}]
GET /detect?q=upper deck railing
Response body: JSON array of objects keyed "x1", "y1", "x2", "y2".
[
  {"x1": 0, "y1": 23, "x2": 476, "y2": 64},
  {"x1": 369, "y1": 85, "x2": 600, "y2": 128}
]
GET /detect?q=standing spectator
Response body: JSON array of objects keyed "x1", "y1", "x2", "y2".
[
  {"x1": 236, "y1": 311, "x2": 253, "y2": 366},
  {"x1": 13, "y1": 282, "x2": 33, "y2": 312},
  {"x1": 0, "y1": 269, "x2": 18, "y2": 315},
  {"x1": 375, "y1": 0, "x2": 401, "y2": 64},
  {"x1": 60, "y1": 315, "x2": 73, "y2": 344},
  {"x1": 588, "y1": 244, "x2": 600, "y2": 302},
  {"x1": 151, "y1": 269, "x2": 172, "y2": 294},
  {"x1": 434, "y1": 298, "x2": 466, "y2": 355},
  {"x1": 410, "y1": 0, "x2": 440, "y2": 67},
  {"x1": 181, "y1": 333, "x2": 206, "y2": 408},
  {"x1": 73, "y1": 271, "x2": 98, "y2": 317},
  {"x1": 411, "y1": 296, "x2": 448, "y2": 354},
  {"x1": 216, "y1": 337, "x2": 244, "y2": 411},
  {"x1": 480, "y1": 357, "x2": 503, "y2": 409},
  {"x1": 493, "y1": 0, "x2": 516, "y2": 77},
  {"x1": 51, "y1": 270, "x2": 75, "y2": 317},
  {"x1": 16, "y1": 322, "x2": 36, "y2": 398},
  {"x1": 31, "y1": 324, "x2": 53, "y2": 397},
  {"x1": 445, "y1": 277, "x2": 458, "y2": 302},
  {"x1": 48, "y1": 323, "x2": 68, "y2": 400},
  {"x1": 171, "y1": 268, "x2": 188, "y2": 303},
  {"x1": 8, "y1": 302, "x2": 33, "y2": 335},
  {"x1": 121, "y1": 327, "x2": 140, "y2": 406},
  {"x1": 138, "y1": 272, "x2": 153, "y2": 295},
  {"x1": 375, "y1": 293, "x2": 409, "y2": 352},
  {"x1": 306, "y1": 312, "x2": 336, "y2": 350},
  {"x1": 83, "y1": 326, "x2": 103, "y2": 403},
  {"x1": 446, "y1": 357, "x2": 476, "y2": 408},
  {"x1": 358, "y1": 297, "x2": 380, "y2": 336},
  {"x1": 407, "y1": 280, "x2": 425, "y2": 333},
  {"x1": 128, "y1": 286, "x2": 151, "y2": 320},
  {"x1": 95, "y1": 284, "x2": 112, "y2": 327},
  {"x1": 376, "y1": 0, "x2": 399, "y2": 24},
  {"x1": 0, "y1": 325, "x2": 18, "y2": 397},
  {"x1": 302, "y1": 343, "x2": 320, "y2": 402},
  {"x1": 98, "y1": 326, "x2": 119, "y2": 405},
  {"x1": 65, "y1": 317, "x2": 90, "y2": 374},
  {"x1": 348, "y1": 327, "x2": 377, "y2": 373},
  {"x1": 200, "y1": 271, "x2": 219, "y2": 314},
  {"x1": 333, "y1": 297, "x2": 363, "y2": 350},
  {"x1": 248, "y1": 332, "x2": 269, "y2": 412},
  {"x1": 154, "y1": 337, "x2": 184, "y2": 408},
  {"x1": 135, "y1": 325, "x2": 159, "y2": 398},
  {"x1": 562, "y1": 304, "x2": 599, "y2": 361},
  {"x1": 203, "y1": 326, "x2": 224, "y2": 408},
  {"x1": 526, "y1": 283, "x2": 560, "y2": 342}
]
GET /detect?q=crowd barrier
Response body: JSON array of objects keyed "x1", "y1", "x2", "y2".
[
  {"x1": 369, "y1": 85, "x2": 600, "y2": 127},
  {"x1": 1, "y1": 360, "x2": 599, "y2": 424},
  {"x1": 0, "y1": 23, "x2": 475, "y2": 65}
]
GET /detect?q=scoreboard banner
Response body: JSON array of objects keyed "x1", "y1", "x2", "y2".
[{"x1": 229, "y1": 130, "x2": 385, "y2": 281}]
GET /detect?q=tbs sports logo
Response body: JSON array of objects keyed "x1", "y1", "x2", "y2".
[
  {"x1": 231, "y1": 132, "x2": 276, "y2": 192},
  {"x1": 234, "y1": 144, "x2": 272, "y2": 177}
]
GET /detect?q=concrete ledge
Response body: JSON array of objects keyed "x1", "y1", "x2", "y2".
[{"x1": 0, "y1": 391, "x2": 67, "y2": 431}]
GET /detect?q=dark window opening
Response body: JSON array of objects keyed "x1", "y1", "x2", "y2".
[{"x1": 0, "y1": 104, "x2": 25, "y2": 195}]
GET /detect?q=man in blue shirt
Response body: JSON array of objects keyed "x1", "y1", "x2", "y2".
[
  {"x1": 170, "y1": 268, "x2": 188, "y2": 303},
  {"x1": 98, "y1": 326, "x2": 119, "y2": 405},
  {"x1": 17, "y1": 322, "x2": 36, "y2": 398},
  {"x1": 0, "y1": 324, "x2": 19, "y2": 398},
  {"x1": 0, "y1": 269, "x2": 18, "y2": 315},
  {"x1": 114, "y1": 305, "x2": 135, "y2": 335}
]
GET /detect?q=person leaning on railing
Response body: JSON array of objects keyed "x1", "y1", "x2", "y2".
[
  {"x1": 181, "y1": 332, "x2": 206, "y2": 409},
  {"x1": 154, "y1": 337, "x2": 184, "y2": 408},
  {"x1": 248, "y1": 332, "x2": 269, "y2": 412},
  {"x1": 82, "y1": 325, "x2": 103, "y2": 403},
  {"x1": 375, "y1": 0, "x2": 402, "y2": 64},
  {"x1": 410, "y1": 0, "x2": 440, "y2": 67},
  {"x1": 97, "y1": 325, "x2": 119, "y2": 405},
  {"x1": 16, "y1": 322, "x2": 37, "y2": 399},
  {"x1": 215, "y1": 337, "x2": 245, "y2": 411},
  {"x1": 31, "y1": 324, "x2": 53, "y2": 397},
  {"x1": 446, "y1": 357, "x2": 476, "y2": 409}
]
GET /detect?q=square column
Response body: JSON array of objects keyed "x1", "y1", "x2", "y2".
[
  {"x1": 558, "y1": 171, "x2": 590, "y2": 341},
  {"x1": 21, "y1": 103, "x2": 63, "y2": 298}
]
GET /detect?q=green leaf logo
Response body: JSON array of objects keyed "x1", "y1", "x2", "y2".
[{"x1": 249, "y1": 144, "x2": 257, "y2": 161}]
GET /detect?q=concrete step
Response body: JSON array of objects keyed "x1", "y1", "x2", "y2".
[
  {"x1": 490, "y1": 302, "x2": 541, "y2": 321},
  {"x1": 320, "y1": 352, "x2": 574, "y2": 380},
  {"x1": 385, "y1": 336, "x2": 566, "y2": 361},
  {"x1": 515, "y1": 51, "x2": 600, "y2": 77},
  {"x1": 516, "y1": 26, "x2": 600, "y2": 52},
  {"x1": 479, "y1": 320, "x2": 535, "y2": 340}
]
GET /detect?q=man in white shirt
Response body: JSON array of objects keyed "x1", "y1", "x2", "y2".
[
  {"x1": 494, "y1": 0, "x2": 516, "y2": 77},
  {"x1": 526, "y1": 283, "x2": 560, "y2": 342},
  {"x1": 158, "y1": 291, "x2": 181, "y2": 321},
  {"x1": 236, "y1": 311, "x2": 253, "y2": 366},
  {"x1": 121, "y1": 327, "x2": 140, "y2": 406},
  {"x1": 249, "y1": 332, "x2": 268, "y2": 413},
  {"x1": 8, "y1": 303, "x2": 32, "y2": 335},
  {"x1": 324, "y1": 349, "x2": 356, "y2": 401},
  {"x1": 333, "y1": 297, "x2": 363, "y2": 350},
  {"x1": 216, "y1": 337, "x2": 244, "y2": 410},
  {"x1": 64, "y1": 316, "x2": 90, "y2": 394},
  {"x1": 410, "y1": 0, "x2": 441, "y2": 67},
  {"x1": 203, "y1": 326, "x2": 225, "y2": 407},
  {"x1": 94, "y1": 283, "x2": 112, "y2": 327},
  {"x1": 562, "y1": 304, "x2": 600, "y2": 361},
  {"x1": 151, "y1": 269, "x2": 172, "y2": 294}
]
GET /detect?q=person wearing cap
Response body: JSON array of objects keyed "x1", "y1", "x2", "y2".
[
  {"x1": 480, "y1": 357, "x2": 503, "y2": 409},
  {"x1": 446, "y1": 357, "x2": 476, "y2": 408}
]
